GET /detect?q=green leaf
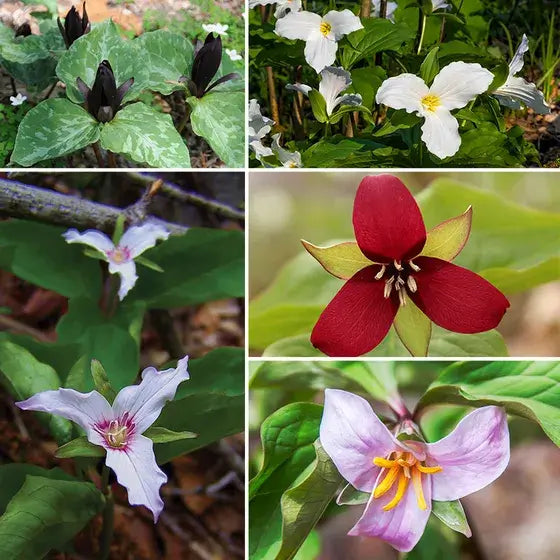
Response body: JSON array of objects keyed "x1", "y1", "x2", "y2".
[
  {"x1": 350, "y1": 66, "x2": 386, "y2": 110},
  {"x1": 135, "y1": 30, "x2": 194, "y2": 95},
  {"x1": 336, "y1": 483, "x2": 368, "y2": 506},
  {"x1": 56, "y1": 19, "x2": 148, "y2": 104},
  {"x1": 154, "y1": 347, "x2": 244, "y2": 463},
  {"x1": 127, "y1": 228, "x2": 244, "y2": 309},
  {"x1": 10, "y1": 98, "x2": 100, "y2": 167},
  {"x1": 417, "y1": 361, "x2": 560, "y2": 445},
  {"x1": 393, "y1": 298, "x2": 432, "y2": 357},
  {"x1": 90, "y1": 359, "x2": 117, "y2": 402},
  {"x1": 276, "y1": 441, "x2": 343, "y2": 560},
  {"x1": 0, "y1": 341, "x2": 72, "y2": 443},
  {"x1": 144, "y1": 426, "x2": 197, "y2": 443},
  {"x1": 55, "y1": 436, "x2": 105, "y2": 459},
  {"x1": 188, "y1": 91, "x2": 244, "y2": 168},
  {"x1": 0, "y1": 475, "x2": 104, "y2": 558},
  {"x1": 431, "y1": 500, "x2": 472, "y2": 538},
  {"x1": 99, "y1": 102, "x2": 190, "y2": 168},
  {"x1": 308, "y1": 90, "x2": 328, "y2": 123},
  {"x1": 419, "y1": 46, "x2": 440, "y2": 85}
]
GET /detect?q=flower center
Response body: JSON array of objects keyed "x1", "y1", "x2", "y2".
[
  {"x1": 373, "y1": 259, "x2": 421, "y2": 307},
  {"x1": 319, "y1": 21, "x2": 332, "y2": 36},
  {"x1": 372, "y1": 451, "x2": 442, "y2": 511},
  {"x1": 421, "y1": 94, "x2": 441, "y2": 112},
  {"x1": 108, "y1": 246, "x2": 131, "y2": 264},
  {"x1": 95, "y1": 413, "x2": 135, "y2": 450}
]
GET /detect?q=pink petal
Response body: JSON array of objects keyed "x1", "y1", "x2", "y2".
[
  {"x1": 427, "y1": 406, "x2": 510, "y2": 501},
  {"x1": 352, "y1": 176, "x2": 427, "y2": 263},
  {"x1": 119, "y1": 222, "x2": 170, "y2": 259},
  {"x1": 348, "y1": 471, "x2": 432, "y2": 552},
  {"x1": 320, "y1": 389, "x2": 398, "y2": 492},
  {"x1": 112, "y1": 356, "x2": 189, "y2": 434},
  {"x1": 105, "y1": 434, "x2": 167, "y2": 522},
  {"x1": 310, "y1": 265, "x2": 399, "y2": 356}
]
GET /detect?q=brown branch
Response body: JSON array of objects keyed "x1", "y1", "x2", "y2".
[
  {"x1": 266, "y1": 66, "x2": 280, "y2": 125},
  {"x1": 361, "y1": 0, "x2": 371, "y2": 18}
]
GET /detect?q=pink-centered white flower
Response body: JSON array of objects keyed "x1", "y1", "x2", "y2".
[
  {"x1": 321, "y1": 389, "x2": 510, "y2": 552},
  {"x1": 275, "y1": 10, "x2": 363, "y2": 73},
  {"x1": 249, "y1": 0, "x2": 302, "y2": 19},
  {"x1": 376, "y1": 62, "x2": 494, "y2": 158},
  {"x1": 16, "y1": 356, "x2": 190, "y2": 522},
  {"x1": 493, "y1": 34, "x2": 550, "y2": 114},
  {"x1": 63, "y1": 222, "x2": 169, "y2": 300}
]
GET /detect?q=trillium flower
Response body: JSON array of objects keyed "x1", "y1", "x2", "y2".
[
  {"x1": 321, "y1": 389, "x2": 510, "y2": 552},
  {"x1": 63, "y1": 222, "x2": 170, "y2": 300},
  {"x1": 431, "y1": 0, "x2": 449, "y2": 10},
  {"x1": 226, "y1": 48, "x2": 243, "y2": 61},
  {"x1": 249, "y1": 99, "x2": 275, "y2": 161},
  {"x1": 10, "y1": 93, "x2": 27, "y2": 106},
  {"x1": 249, "y1": 0, "x2": 302, "y2": 18},
  {"x1": 371, "y1": 0, "x2": 397, "y2": 21},
  {"x1": 275, "y1": 10, "x2": 363, "y2": 73},
  {"x1": 271, "y1": 133, "x2": 302, "y2": 167},
  {"x1": 493, "y1": 34, "x2": 550, "y2": 114},
  {"x1": 376, "y1": 62, "x2": 494, "y2": 158},
  {"x1": 202, "y1": 23, "x2": 228, "y2": 36},
  {"x1": 76, "y1": 60, "x2": 134, "y2": 123},
  {"x1": 287, "y1": 66, "x2": 362, "y2": 116},
  {"x1": 16, "y1": 356, "x2": 190, "y2": 522},
  {"x1": 58, "y1": 2, "x2": 90, "y2": 48},
  {"x1": 309, "y1": 175, "x2": 509, "y2": 357}
]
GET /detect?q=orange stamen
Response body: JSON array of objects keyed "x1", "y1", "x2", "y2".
[
  {"x1": 412, "y1": 468, "x2": 427, "y2": 510},
  {"x1": 373, "y1": 466, "x2": 400, "y2": 498},
  {"x1": 383, "y1": 472, "x2": 409, "y2": 511},
  {"x1": 373, "y1": 457, "x2": 398, "y2": 468},
  {"x1": 416, "y1": 464, "x2": 443, "y2": 474}
]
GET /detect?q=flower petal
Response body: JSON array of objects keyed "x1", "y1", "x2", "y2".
[
  {"x1": 108, "y1": 260, "x2": 138, "y2": 300},
  {"x1": 105, "y1": 434, "x2": 167, "y2": 521},
  {"x1": 352, "y1": 175, "x2": 427, "y2": 263},
  {"x1": 320, "y1": 389, "x2": 397, "y2": 492},
  {"x1": 63, "y1": 228, "x2": 114, "y2": 256},
  {"x1": 286, "y1": 83, "x2": 312, "y2": 97},
  {"x1": 16, "y1": 388, "x2": 112, "y2": 447},
  {"x1": 275, "y1": 11, "x2": 321, "y2": 41},
  {"x1": 323, "y1": 10, "x2": 363, "y2": 40},
  {"x1": 429, "y1": 62, "x2": 494, "y2": 110},
  {"x1": 375, "y1": 74, "x2": 428, "y2": 114},
  {"x1": 509, "y1": 34, "x2": 528, "y2": 77},
  {"x1": 494, "y1": 76, "x2": 550, "y2": 114},
  {"x1": 408, "y1": 256, "x2": 510, "y2": 333},
  {"x1": 420, "y1": 108, "x2": 461, "y2": 159},
  {"x1": 427, "y1": 406, "x2": 510, "y2": 501},
  {"x1": 348, "y1": 473, "x2": 432, "y2": 552},
  {"x1": 310, "y1": 265, "x2": 399, "y2": 356},
  {"x1": 319, "y1": 66, "x2": 351, "y2": 115},
  {"x1": 112, "y1": 356, "x2": 189, "y2": 434},
  {"x1": 304, "y1": 34, "x2": 338, "y2": 73},
  {"x1": 119, "y1": 223, "x2": 170, "y2": 258}
]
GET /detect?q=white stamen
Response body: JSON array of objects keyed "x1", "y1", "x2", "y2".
[
  {"x1": 396, "y1": 276, "x2": 405, "y2": 286},
  {"x1": 407, "y1": 276, "x2": 417, "y2": 293},
  {"x1": 375, "y1": 265, "x2": 386, "y2": 280},
  {"x1": 409, "y1": 260, "x2": 421, "y2": 272},
  {"x1": 398, "y1": 289, "x2": 406, "y2": 307},
  {"x1": 384, "y1": 276, "x2": 395, "y2": 298},
  {"x1": 394, "y1": 260, "x2": 403, "y2": 271}
]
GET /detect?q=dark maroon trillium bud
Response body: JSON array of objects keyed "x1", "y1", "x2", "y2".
[
  {"x1": 15, "y1": 23, "x2": 32, "y2": 37},
  {"x1": 57, "y1": 2, "x2": 90, "y2": 49},
  {"x1": 76, "y1": 60, "x2": 133, "y2": 123},
  {"x1": 186, "y1": 33, "x2": 240, "y2": 98}
]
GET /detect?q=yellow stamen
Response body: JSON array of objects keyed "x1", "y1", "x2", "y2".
[
  {"x1": 319, "y1": 21, "x2": 332, "y2": 36},
  {"x1": 383, "y1": 472, "x2": 409, "y2": 511},
  {"x1": 416, "y1": 464, "x2": 443, "y2": 474},
  {"x1": 373, "y1": 466, "x2": 400, "y2": 498},
  {"x1": 421, "y1": 94, "x2": 441, "y2": 112},
  {"x1": 373, "y1": 457, "x2": 398, "y2": 468},
  {"x1": 412, "y1": 468, "x2": 427, "y2": 510}
]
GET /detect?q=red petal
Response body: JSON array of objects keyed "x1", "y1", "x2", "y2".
[
  {"x1": 409, "y1": 257, "x2": 510, "y2": 333},
  {"x1": 353, "y1": 175, "x2": 426, "y2": 263},
  {"x1": 311, "y1": 265, "x2": 399, "y2": 356}
]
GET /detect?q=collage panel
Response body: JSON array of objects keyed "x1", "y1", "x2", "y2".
[{"x1": 0, "y1": 171, "x2": 245, "y2": 558}]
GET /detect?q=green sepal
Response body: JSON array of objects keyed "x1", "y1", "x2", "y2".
[
  {"x1": 90, "y1": 359, "x2": 117, "y2": 403},
  {"x1": 432, "y1": 499, "x2": 472, "y2": 537},
  {"x1": 135, "y1": 255, "x2": 165, "y2": 273},
  {"x1": 83, "y1": 248, "x2": 107, "y2": 261},
  {"x1": 420, "y1": 46, "x2": 440, "y2": 85},
  {"x1": 112, "y1": 214, "x2": 126, "y2": 245},
  {"x1": 308, "y1": 90, "x2": 328, "y2": 123},
  {"x1": 144, "y1": 426, "x2": 198, "y2": 443},
  {"x1": 55, "y1": 436, "x2": 105, "y2": 459}
]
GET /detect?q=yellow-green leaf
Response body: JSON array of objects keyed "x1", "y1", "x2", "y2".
[
  {"x1": 301, "y1": 240, "x2": 371, "y2": 280},
  {"x1": 421, "y1": 206, "x2": 472, "y2": 261}
]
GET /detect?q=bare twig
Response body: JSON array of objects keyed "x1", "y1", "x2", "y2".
[
  {"x1": 212, "y1": 439, "x2": 244, "y2": 477},
  {"x1": 0, "y1": 314, "x2": 52, "y2": 342},
  {"x1": 361, "y1": 0, "x2": 372, "y2": 17}
]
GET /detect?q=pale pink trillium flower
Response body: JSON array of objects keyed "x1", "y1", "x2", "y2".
[
  {"x1": 275, "y1": 10, "x2": 363, "y2": 73},
  {"x1": 371, "y1": 0, "x2": 397, "y2": 21},
  {"x1": 376, "y1": 61, "x2": 494, "y2": 158},
  {"x1": 249, "y1": 0, "x2": 302, "y2": 19},
  {"x1": 16, "y1": 356, "x2": 190, "y2": 522},
  {"x1": 63, "y1": 222, "x2": 170, "y2": 300},
  {"x1": 287, "y1": 66, "x2": 362, "y2": 116},
  {"x1": 271, "y1": 133, "x2": 302, "y2": 167},
  {"x1": 320, "y1": 389, "x2": 510, "y2": 552},
  {"x1": 493, "y1": 34, "x2": 550, "y2": 114}
]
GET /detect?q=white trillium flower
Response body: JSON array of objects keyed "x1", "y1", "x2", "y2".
[
  {"x1": 271, "y1": 133, "x2": 302, "y2": 167},
  {"x1": 249, "y1": 0, "x2": 302, "y2": 19},
  {"x1": 493, "y1": 34, "x2": 550, "y2": 114},
  {"x1": 226, "y1": 48, "x2": 243, "y2": 61},
  {"x1": 371, "y1": 0, "x2": 397, "y2": 21},
  {"x1": 10, "y1": 92, "x2": 27, "y2": 106},
  {"x1": 376, "y1": 62, "x2": 494, "y2": 159},
  {"x1": 249, "y1": 99, "x2": 275, "y2": 161},
  {"x1": 432, "y1": 0, "x2": 449, "y2": 9},
  {"x1": 202, "y1": 23, "x2": 228, "y2": 36},
  {"x1": 275, "y1": 10, "x2": 363, "y2": 73},
  {"x1": 63, "y1": 222, "x2": 170, "y2": 300},
  {"x1": 287, "y1": 66, "x2": 362, "y2": 116},
  {"x1": 17, "y1": 356, "x2": 190, "y2": 522}
]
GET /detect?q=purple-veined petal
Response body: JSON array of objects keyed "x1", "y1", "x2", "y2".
[
  {"x1": 275, "y1": 11, "x2": 321, "y2": 41},
  {"x1": 119, "y1": 223, "x2": 170, "y2": 259},
  {"x1": 375, "y1": 74, "x2": 428, "y2": 114},
  {"x1": 112, "y1": 356, "x2": 189, "y2": 434},
  {"x1": 323, "y1": 10, "x2": 363, "y2": 40},
  {"x1": 427, "y1": 406, "x2": 510, "y2": 501},
  {"x1": 63, "y1": 228, "x2": 115, "y2": 256},
  {"x1": 105, "y1": 433, "x2": 167, "y2": 522},
  {"x1": 304, "y1": 34, "x2": 338, "y2": 73},
  {"x1": 16, "y1": 388, "x2": 112, "y2": 447},
  {"x1": 320, "y1": 389, "x2": 398, "y2": 492},
  {"x1": 420, "y1": 108, "x2": 460, "y2": 159},
  {"x1": 108, "y1": 260, "x2": 138, "y2": 301}
]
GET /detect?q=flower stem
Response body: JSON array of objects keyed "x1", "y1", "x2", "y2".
[
  {"x1": 417, "y1": 13, "x2": 427, "y2": 54},
  {"x1": 98, "y1": 466, "x2": 114, "y2": 560},
  {"x1": 107, "y1": 151, "x2": 117, "y2": 168},
  {"x1": 92, "y1": 141, "x2": 105, "y2": 168},
  {"x1": 360, "y1": 0, "x2": 371, "y2": 18},
  {"x1": 177, "y1": 104, "x2": 192, "y2": 134},
  {"x1": 266, "y1": 66, "x2": 280, "y2": 125}
]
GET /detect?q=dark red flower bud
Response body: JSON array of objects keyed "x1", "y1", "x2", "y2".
[
  {"x1": 76, "y1": 60, "x2": 134, "y2": 123},
  {"x1": 57, "y1": 2, "x2": 90, "y2": 48},
  {"x1": 15, "y1": 23, "x2": 32, "y2": 37}
]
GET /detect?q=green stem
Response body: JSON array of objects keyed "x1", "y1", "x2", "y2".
[
  {"x1": 417, "y1": 13, "x2": 427, "y2": 55},
  {"x1": 324, "y1": 122, "x2": 331, "y2": 138},
  {"x1": 98, "y1": 466, "x2": 114, "y2": 560}
]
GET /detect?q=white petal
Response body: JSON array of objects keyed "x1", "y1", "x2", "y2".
[
  {"x1": 105, "y1": 434, "x2": 167, "y2": 521},
  {"x1": 286, "y1": 83, "x2": 312, "y2": 96},
  {"x1": 319, "y1": 66, "x2": 352, "y2": 114},
  {"x1": 108, "y1": 260, "x2": 138, "y2": 300},
  {"x1": 430, "y1": 62, "x2": 494, "y2": 110},
  {"x1": 63, "y1": 228, "x2": 115, "y2": 256},
  {"x1": 248, "y1": 99, "x2": 274, "y2": 141},
  {"x1": 271, "y1": 133, "x2": 302, "y2": 167},
  {"x1": 250, "y1": 139, "x2": 274, "y2": 161},
  {"x1": 16, "y1": 388, "x2": 112, "y2": 447},
  {"x1": 421, "y1": 109, "x2": 461, "y2": 159},
  {"x1": 249, "y1": 0, "x2": 275, "y2": 6},
  {"x1": 304, "y1": 34, "x2": 338, "y2": 73},
  {"x1": 375, "y1": 74, "x2": 428, "y2": 113},
  {"x1": 275, "y1": 0, "x2": 302, "y2": 18},
  {"x1": 432, "y1": 0, "x2": 449, "y2": 10},
  {"x1": 275, "y1": 11, "x2": 321, "y2": 41},
  {"x1": 335, "y1": 93, "x2": 362, "y2": 111},
  {"x1": 119, "y1": 223, "x2": 169, "y2": 259},
  {"x1": 494, "y1": 76, "x2": 550, "y2": 114},
  {"x1": 323, "y1": 10, "x2": 363, "y2": 40},
  {"x1": 509, "y1": 34, "x2": 528, "y2": 77},
  {"x1": 112, "y1": 356, "x2": 190, "y2": 434}
]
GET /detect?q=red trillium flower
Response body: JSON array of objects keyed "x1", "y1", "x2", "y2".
[
  {"x1": 309, "y1": 175, "x2": 510, "y2": 356},
  {"x1": 58, "y1": 2, "x2": 90, "y2": 48}
]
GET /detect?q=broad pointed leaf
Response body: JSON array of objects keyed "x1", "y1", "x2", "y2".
[
  {"x1": 55, "y1": 436, "x2": 105, "y2": 459},
  {"x1": 432, "y1": 500, "x2": 472, "y2": 538}
]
